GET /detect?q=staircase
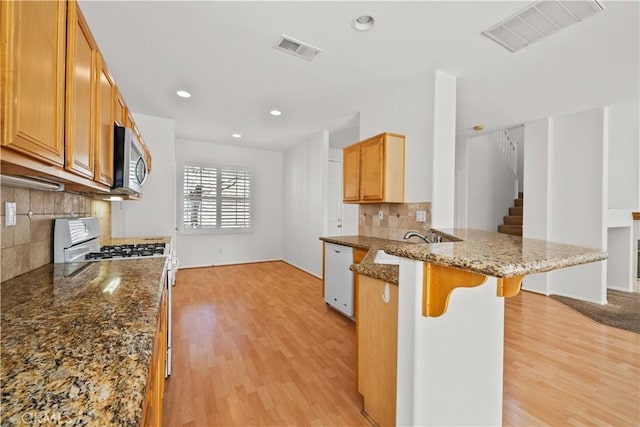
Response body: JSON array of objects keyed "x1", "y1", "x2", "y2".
[{"x1": 498, "y1": 192, "x2": 523, "y2": 236}]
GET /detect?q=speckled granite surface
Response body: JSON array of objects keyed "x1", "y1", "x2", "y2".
[
  {"x1": 106, "y1": 236, "x2": 172, "y2": 246},
  {"x1": 321, "y1": 229, "x2": 607, "y2": 282},
  {"x1": 1, "y1": 257, "x2": 168, "y2": 426},
  {"x1": 385, "y1": 228, "x2": 607, "y2": 278}
]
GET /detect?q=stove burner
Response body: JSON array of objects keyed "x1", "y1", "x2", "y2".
[{"x1": 84, "y1": 243, "x2": 166, "y2": 260}]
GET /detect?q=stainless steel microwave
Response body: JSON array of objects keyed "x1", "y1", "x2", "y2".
[{"x1": 112, "y1": 125, "x2": 147, "y2": 195}]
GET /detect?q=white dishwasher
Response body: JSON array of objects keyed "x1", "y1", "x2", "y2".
[{"x1": 324, "y1": 242, "x2": 354, "y2": 317}]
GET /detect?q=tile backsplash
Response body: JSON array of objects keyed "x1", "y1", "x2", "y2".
[
  {"x1": 359, "y1": 202, "x2": 431, "y2": 241},
  {"x1": 0, "y1": 185, "x2": 111, "y2": 282}
]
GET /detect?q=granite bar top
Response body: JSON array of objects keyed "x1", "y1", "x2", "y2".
[
  {"x1": 320, "y1": 235, "x2": 415, "y2": 285},
  {"x1": 320, "y1": 229, "x2": 607, "y2": 283},
  {"x1": 384, "y1": 228, "x2": 607, "y2": 278},
  {"x1": 0, "y1": 257, "x2": 168, "y2": 426}
]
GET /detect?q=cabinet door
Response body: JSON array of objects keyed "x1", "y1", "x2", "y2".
[
  {"x1": 343, "y1": 144, "x2": 360, "y2": 202},
  {"x1": 360, "y1": 136, "x2": 384, "y2": 201},
  {"x1": 94, "y1": 53, "x2": 114, "y2": 186},
  {"x1": 135, "y1": 127, "x2": 153, "y2": 173},
  {"x1": 113, "y1": 88, "x2": 126, "y2": 126},
  {"x1": 142, "y1": 288, "x2": 167, "y2": 427},
  {"x1": 65, "y1": 0, "x2": 96, "y2": 179},
  {"x1": 357, "y1": 275, "x2": 398, "y2": 427},
  {"x1": 1, "y1": 0, "x2": 66, "y2": 165}
]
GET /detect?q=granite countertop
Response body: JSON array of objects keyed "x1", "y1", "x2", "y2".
[
  {"x1": 0, "y1": 257, "x2": 168, "y2": 426},
  {"x1": 321, "y1": 229, "x2": 607, "y2": 283},
  {"x1": 106, "y1": 236, "x2": 172, "y2": 246},
  {"x1": 384, "y1": 228, "x2": 607, "y2": 278}
]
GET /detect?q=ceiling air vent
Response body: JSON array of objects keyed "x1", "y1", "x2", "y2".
[
  {"x1": 482, "y1": 0, "x2": 605, "y2": 52},
  {"x1": 274, "y1": 34, "x2": 322, "y2": 61}
]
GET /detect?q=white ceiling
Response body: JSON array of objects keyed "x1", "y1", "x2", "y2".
[{"x1": 79, "y1": 1, "x2": 639, "y2": 151}]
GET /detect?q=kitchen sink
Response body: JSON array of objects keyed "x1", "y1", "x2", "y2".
[{"x1": 373, "y1": 250, "x2": 400, "y2": 265}]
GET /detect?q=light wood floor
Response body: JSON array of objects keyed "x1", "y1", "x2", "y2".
[{"x1": 164, "y1": 262, "x2": 640, "y2": 426}]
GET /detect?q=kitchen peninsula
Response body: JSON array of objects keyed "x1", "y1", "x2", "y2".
[{"x1": 322, "y1": 229, "x2": 607, "y2": 426}]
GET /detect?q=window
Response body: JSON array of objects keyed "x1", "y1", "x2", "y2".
[{"x1": 178, "y1": 163, "x2": 252, "y2": 233}]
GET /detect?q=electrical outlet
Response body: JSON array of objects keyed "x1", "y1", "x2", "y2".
[
  {"x1": 416, "y1": 210, "x2": 426, "y2": 222},
  {"x1": 5, "y1": 202, "x2": 16, "y2": 226},
  {"x1": 378, "y1": 210, "x2": 384, "y2": 220}
]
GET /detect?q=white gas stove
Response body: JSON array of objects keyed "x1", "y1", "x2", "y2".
[
  {"x1": 53, "y1": 217, "x2": 170, "y2": 262},
  {"x1": 53, "y1": 217, "x2": 174, "y2": 377}
]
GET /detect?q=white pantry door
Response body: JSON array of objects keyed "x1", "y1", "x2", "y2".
[{"x1": 327, "y1": 160, "x2": 343, "y2": 236}]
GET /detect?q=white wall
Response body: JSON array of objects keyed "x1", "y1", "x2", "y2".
[
  {"x1": 523, "y1": 109, "x2": 609, "y2": 303},
  {"x1": 522, "y1": 118, "x2": 553, "y2": 294},
  {"x1": 465, "y1": 134, "x2": 517, "y2": 232},
  {"x1": 608, "y1": 103, "x2": 640, "y2": 211},
  {"x1": 454, "y1": 134, "x2": 469, "y2": 228},
  {"x1": 546, "y1": 108, "x2": 608, "y2": 304},
  {"x1": 175, "y1": 139, "x2": 283, "y2": 268},
  {"x1": 111, "y1": 113, "x2": 176, "y2": 238},
  {"x1": 359, "y1": 72, "x2": 435, "y2": 204},
  {"x1": 607, "y1": 226, "x2": 634, "y2": 291},
  {"x1": 328, "y1": 126, "x2": 359, "y2": 149},
  {"x1": 282, "y1": 131, "x2": 327, "y2": 277},
  {"x1": 430, "y1": 71, "x2": 457, "y2": 228},
  {"x1": 357, "y1": 70, "x2": 457, "y2": 228}
]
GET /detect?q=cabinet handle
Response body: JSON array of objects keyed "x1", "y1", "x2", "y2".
[{"x1": 381, "y1": 283, "x2": 390, "y2": 304}]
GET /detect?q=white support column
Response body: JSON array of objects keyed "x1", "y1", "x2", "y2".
[{"x1": 522, "y1": 118, "x2": 553, "y2": 294}]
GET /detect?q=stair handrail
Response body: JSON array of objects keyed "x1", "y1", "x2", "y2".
[{"x1": 492, "y1": 129, "x2": 518, "y2": 178}]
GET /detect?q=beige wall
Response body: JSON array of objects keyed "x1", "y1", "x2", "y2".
[
  {"x1": 359, "y1": 202, "x2": 431, "y2": 241},
  {"x1": 0, "y1": 185, "x2": 111, "y2": 282}
]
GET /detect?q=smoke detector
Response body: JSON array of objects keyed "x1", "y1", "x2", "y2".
[{"x1": 274, "y1": 34, "x2": 322, "y2": 61}]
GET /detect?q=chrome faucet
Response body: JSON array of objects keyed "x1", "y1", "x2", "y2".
[{"x1": 403, "y1": 230, "x2": 442, "y2": 244}]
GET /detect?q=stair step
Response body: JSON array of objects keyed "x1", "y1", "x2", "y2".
[
  {"x1": 514, "y1": 198, "x2": 524, "y2": 207},
  {"x1": 498, "y1": 225, "x2": 523, "y2": 236},
  {"x1": 509, "y1": 207, "x2": 523, "y2": 216},
  {"x1": 518, "y1": 192, "x2": 523, "y2": 199},
  {"x1": 504, "y1": 215, "x2": 523, "y2": 225}
]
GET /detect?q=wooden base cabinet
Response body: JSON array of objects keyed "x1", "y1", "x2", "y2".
[
  {"x1": 356, "y1": 275, "x2": 398, "y2": 427},
  {"x1": 142, "y1": 288, "x2": 167, "y2": 427}
]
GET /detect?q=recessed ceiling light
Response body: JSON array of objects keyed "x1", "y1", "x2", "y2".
[
  {"x1": 353, "y1": 15, "x2": 375, "y2": 31},
  {"x1": 270, "y1": 109, "x2": 282, "y2": 116},
  {"x1": 176, "y1": 90, "x2": 191, "y2": 98},
  {"x1": 232, "y1": 133, "x2": 242, "y2": 138}
]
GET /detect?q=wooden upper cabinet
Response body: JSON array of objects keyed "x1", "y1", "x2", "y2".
[
  {"x1": 1, "y1": 0, "x2": 66, "y2": 166},
  {"x1": 343, "y1": 144, "x2": 360, "y2": 202},
  {"x1": 94, "y1": 53, "x2": 114, "y2": 186},
  {"x1": 343, "y1": 132, "x2": 405, "y2": 203},
  {"x1": 1, "y1": 0, "x2": 152, "y2": 192},
  {"x1": 65, "y1": 0, "x2": 96, "y2": 179},
  {"x1": 113, "y1": 88, "x2": 126, "y2": 126},
  {"x1": 360, "y1": 136, "x2": 384, "y2": 201}
]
